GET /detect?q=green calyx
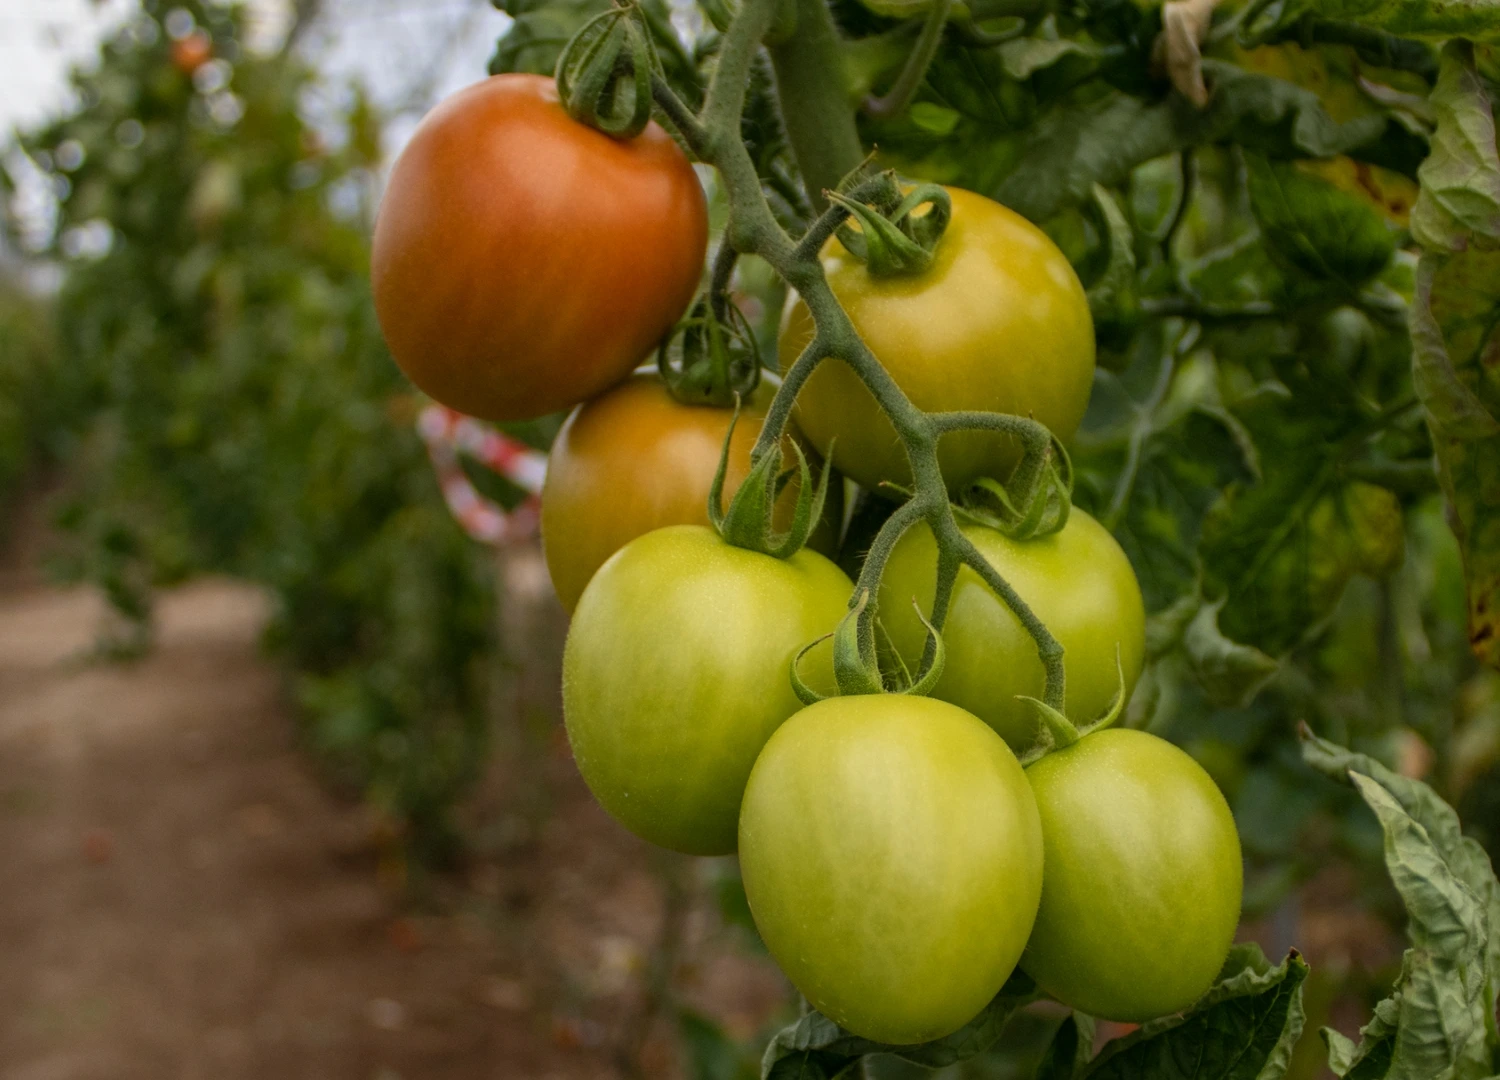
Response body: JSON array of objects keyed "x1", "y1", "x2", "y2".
[
  {"x1": 826, "y1": 174, "x2": 952, "y2": 277},
  {"x1": 708, "y1": 405, "x2": 832, "y2": 558},
  {"x1": 791, "y1": 589, "x2": 947, "y2": 704},
  {"x1": 955, "y1": 435, "x2": 1074, "y2": 540},
  {"x1": 1018, "y1": 646, "x2": 1128, "y2": 765},
  {"x1": 554, "y1": 4, "x2": 657, "y2": 139},
  {"x1": 658, "y1": 295, "x2": 762, "y2": 407}
]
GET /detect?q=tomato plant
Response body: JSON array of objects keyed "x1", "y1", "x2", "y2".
[
  {"x1": 1022, "y1": 728, "x2": 1243, "y2": 1021},
  {"x1": 779, "y1": 187, "x2": 1095, "y2": 494},
  {"x1": 371, "y1": 73, "x2": 707, "y2": 421},
  {"x1": 15, "y1": 0, "x2": 1500, "y2": 1074},
  {"x1": 562, "y1": 524, "x2": 850, "y2": 855},
  {"x1": 879, "y1": 508, "x2": 1145, "y2": 749},
  {"x1": 738, "y1": 693, "x2": 1042, "y2": 1045},
  {"x1": 539, "y1": 374, "x2": 839, "y2": 611}
]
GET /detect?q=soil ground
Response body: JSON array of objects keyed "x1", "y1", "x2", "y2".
[{"x1": 0, "y1": 493, "x2": 786, "y2": 1080}]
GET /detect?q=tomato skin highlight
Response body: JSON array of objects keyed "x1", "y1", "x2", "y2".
[
  {"x1": 779, "y1": 186, "x2": 1095, "y2": 494},
  {"x1": 879, "y1": 508, "x2": 1145, "y2": 750},
  {"x1": 371, "y1": 74, "x2": 707, "y2": 421},
  {"x1": 540, "y1": 374, "x2": 840, "y2": 613},
  {"x1": 1022, "y1": 728, "x2": 1243, "y2": 1022},
  {"x1": 739, "y1": 694, "x2": 1043, "y2": 1045},
  {"x1": 562, "y1": 525, "x2": 851, "y2": 856}
]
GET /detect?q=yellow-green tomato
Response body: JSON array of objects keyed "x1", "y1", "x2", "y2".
[
  {"x1": 738, "y1": 695, "x2": 1043, "y2": 1045},
  {"x1": 779, "y1": 186, "x2": 1095, "y2": 494},
  {"x1": 1022, "y1": 729, "x2": 1243, "y2": 1021},
  {"x1": 879, "y1": 508, "x2": 1145, "y2": 751},
  {"x1": 562, "y1": 525, "x2": 850, "y2": 856}
]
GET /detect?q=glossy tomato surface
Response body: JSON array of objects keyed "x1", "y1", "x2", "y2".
[
  {"x1": 372, "y1": 74, "x2": 707, "y2": 421},
  {"x1": 541, "y1": 374, "x2": 840, "y2": 613},
  {"x1": 1022, "y1": 728, "x2": 1243, "y2": 1021},
  {"x1": 739, "y1": 694, "x2": 1043, "y2": 1045},
  {"x1": 562, "y1": 525, "x2": 850, "y2": 855},
  {"x1": 880, "y1": 508, "x2": 1145, "y2": 750},
  {"x1": 779, "y1": 187, "x2": 1095, "y2": 493}
]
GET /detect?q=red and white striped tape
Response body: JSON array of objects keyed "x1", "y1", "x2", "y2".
[{"x1": 416, "y1": 404, "x2": 547, "y2": 546}]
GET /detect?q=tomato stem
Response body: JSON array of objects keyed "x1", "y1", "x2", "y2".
[
  {"x1": 644, "y1": 0, "x2": 1069, "y2": 713},
  {"x1": 765, "y1": 0, "x2": 866, "y2": 210}
]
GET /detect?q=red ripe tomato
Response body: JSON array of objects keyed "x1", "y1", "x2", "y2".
[
  {"x1": 171, "y1": 32, "x2": 212, "y2": 75},
  {"x1": 371, "y1": 74, "x2": 707, "y2": 421}
]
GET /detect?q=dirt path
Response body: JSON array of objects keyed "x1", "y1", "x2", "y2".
[{"x1": 0, "y1": 504, "x2": 785, "y2": 1079}]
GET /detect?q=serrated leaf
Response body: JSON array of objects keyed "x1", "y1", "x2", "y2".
[
  {"x1": 1182, "y1": 598, "x2": 1281, "y2": 707},
  {"x1": 759, "y1": 974, "x2": 1038, "y2": 1079},
  {"x1": 1299, "y1": 737, "x2": 1500, "y2": 1079},
  {"x1": 1246, "y1": 154, "x2": 1395, "y2": 291},
  {"x1": 997, "y1": 29, "x2": 1099, "y2": 81},
  {"x1": 1411, "y1": 42, "x2": 1500, "y2": 253},
  {"x1": 1301, "y1": 732, "x2": 1500, "y2": 1000},
  {"x1": 1087, "y1": 184, "x2": 1140, "y2": 335},
  {"x1": 1410, "y1": 247, "x2": 1500, "y2": 670},
  {"x1": 986, "y1": 64, "x2": 1389, "y2": 221},
  {"x1": 1081, "y1": 944, "x2": 1308, "y2": 1080},
  {"x1": 1407, "y1": 38, "x2": 1500, "y2": 672},
  {"x1": 1281, "y1": 0, "x2": 1500, "y2": 44},
  {"x1": 489, "y1": 3, "x2": 602, "y2": 76},
  {"x1": 1203, "y1": 474, "x2": 1405, "y2": 656}
]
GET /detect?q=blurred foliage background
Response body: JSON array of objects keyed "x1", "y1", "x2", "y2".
[{"x1": 2, "y1": 0, "x2": 497, "y2": 867}]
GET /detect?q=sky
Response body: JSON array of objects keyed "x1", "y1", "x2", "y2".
[{"x1": 0, "y1": 0, "x2": 512, "y2": 142}]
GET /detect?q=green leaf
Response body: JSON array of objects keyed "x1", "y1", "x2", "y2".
[
  {"x1": 1182, "y1": 598, "x2": 1281, "y2": 708},
  {"x1": 760, "y1": 973, "x2": 1038, "y2": 1079},
  {"x1": 1279, "y1": 0, "x2": 1500, "y2": 44},
  {"x1": 1410, "y1": 246, "x2": 1500, "y2": 671},
  {"x1": 489, "y1": 0, "x2": 602, "y2": 76},
  {"x1": 988, "y1": 64, "x2": 1390, "y2": 221},
  {"x1": 996, "y1": 21, "x2": 1101, "y2": 81},
  {"x1": 1086, "y1": 183, "x2": 1140, "y2": 339},
  {"x1": 1081, "y1": 944, "x2": 1308, "y2": 1080},
  {"x1": 1301, "y1": 732, "x2": 1500, "y2": 999},
  {"x1": 1299, "y1": 735, "x2": 1500, "y2": 1079},
  {"x1": 856, "y1": 0, "x2": 934, "y2": 17},
  {"x1": 1411, "y1": 42, "x2": 1500, "y2": 253},
  {"x1": 1245, "y1": 154, "x2": 1395, "y2": 292},
  {"x1": 1407, "y1": 39, "x2": 1500, "y2": 671}
]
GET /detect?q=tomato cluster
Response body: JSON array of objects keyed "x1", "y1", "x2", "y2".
[{"x1": 373, "y1": 74, "x2": 1244, "y2": 1046}]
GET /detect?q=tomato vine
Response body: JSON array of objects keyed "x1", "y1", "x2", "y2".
[{"x1": 627, "y1": 0, "x2": 1076, "y2": 706}]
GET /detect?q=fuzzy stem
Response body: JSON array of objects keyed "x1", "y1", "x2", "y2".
[
  {"x1": 766, "y1": 0, "x2": 865, "y2": 209},
  {"x1": 651, "y1": 0, "x2": 1067, "y2": 713}
]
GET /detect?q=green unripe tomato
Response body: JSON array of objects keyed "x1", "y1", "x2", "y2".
[
  {"x1": 779, "y1": 186, "x2": 1095, "y2": 495},
  {"x1": 1022, "y1": 728, "x2": 1243, "y2": 1021},
  {"x1": 879, "y1": 508, "x2": 1146, "y2": 751},
  {"x1": 562, "y1": 525, "x2": 851, "y2": 856},
  {"x1": 739, "y1": 695, "x2": 1043, "y2": 1045}
]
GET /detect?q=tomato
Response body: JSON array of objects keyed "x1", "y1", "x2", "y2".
[
  {"x1": 738, "y1": 694, "x2": 1043, "y2": 1045},
  {"x1": 879, "y1": 508, "x2": 1145, "y2": 751},
  {"x1": 779, "y1": 187, "x2": 1095, "y2": 494},
  {"x1": 541, "y1": 374, "x2": 841, "y2": 613},
  {"x1": 562, "y1": 525, "x2": 851, "y2": 855},
  {"x1": 171, "y1": 31, "x2": 212, "y2": 75},
  {"x1": 371, "y1": 74, "x2": 707, "y2": 421},
  {"x1": 1022, "y1": 728, "x2": 1243, "y2": 1021}
]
